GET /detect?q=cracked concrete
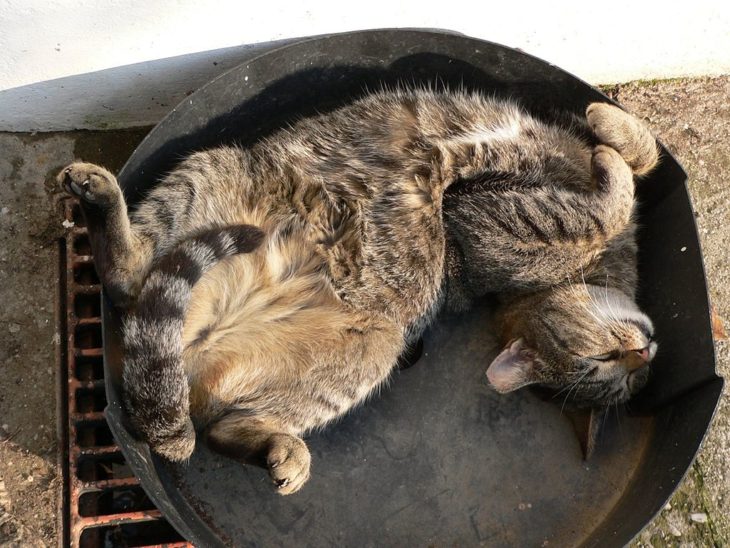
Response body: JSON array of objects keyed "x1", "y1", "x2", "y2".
[{"x1": 0, "y1": 77, "x2": 727, "y2": 546}]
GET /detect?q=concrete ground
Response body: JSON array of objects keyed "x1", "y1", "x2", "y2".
[
  {"x1": 0, "y1": 129, "x2": 149, "y2": 546},
  {"x1": 0, "y1": 76, "x2": 727, "y2": 546},
  {"x1": 614, "y1": 77, "x2": 730, "y2": 547}
]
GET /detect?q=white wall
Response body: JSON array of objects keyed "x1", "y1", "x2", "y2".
[{"x1": 1, "y1": 0, "x2": 728, "y2": 131}]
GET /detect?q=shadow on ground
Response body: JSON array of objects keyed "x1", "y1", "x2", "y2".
[{"x1": 0, "y1": 39, "x2": 298, "y2": 131}]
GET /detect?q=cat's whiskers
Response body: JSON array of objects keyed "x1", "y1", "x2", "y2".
[
  {"x1": 602, "y1": 278, "x2": 625, "y2": 327},
  {"x1": 597, "y1": 277, "x2": 645, "y2": 341},
  {"x1": 557, "y1": 366, "x2": 595, "y2": 413},
  {"x1": 603, "y1": 286, "x2": 623, "y2": 325},
  {"x1": 602, "y1": 275, "x2": 618, "y2": 323},
  {"x1": 564, "y1": 272, "x2": 607, "y2": 330},
  {"x1": 600, "y1": 278, "x2": 636, "y2": 332},
  {"x1": 613, "y1": 394, "x2": 624, "y2": 437},
  {"x1": 579, "y1": 267, "x2": 609, "y2": 327},
  {"x1": 583, "y1": 291, "x2": 609, "y2": 328}
]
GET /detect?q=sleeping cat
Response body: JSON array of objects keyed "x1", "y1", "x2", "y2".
[{"x1": 58, "y1": 90, "x2": 659, "y2": 494}]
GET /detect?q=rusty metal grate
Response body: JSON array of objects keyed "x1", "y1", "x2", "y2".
[{"x1": 58, "y1": 198, "x2": 192, "y2": 548}]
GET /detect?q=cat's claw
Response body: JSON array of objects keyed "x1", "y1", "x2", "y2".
[
  {"x1": 266, "y1": 434, "x2": 311, "y2": 495},
  {"x1": 58, "y1": 162, "x2": 120, "y2": 206}
]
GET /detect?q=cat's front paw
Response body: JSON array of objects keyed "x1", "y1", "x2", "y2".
[
  {"x1": 58, "y1": 162, "x2": 121, "y2": 206},
  {"x1": 266, "y1": 434, "x2": 311, "y2": 495}
]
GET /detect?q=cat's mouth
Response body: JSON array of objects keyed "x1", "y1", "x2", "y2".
[
  {"x1": 627, "y1": 364, "x2": 650, "y2": 395},
  {"x1": 625, "y1": 339, "x2": 656, "y2": 393}
]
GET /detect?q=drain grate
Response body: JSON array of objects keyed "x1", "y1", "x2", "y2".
[{"x1": 58, "y1": 198, "x2": 192, "y2": 548}]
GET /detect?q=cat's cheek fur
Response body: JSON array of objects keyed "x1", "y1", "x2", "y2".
[{"x1": 486, "y1": 338, "x2": 540, "y2": 393}]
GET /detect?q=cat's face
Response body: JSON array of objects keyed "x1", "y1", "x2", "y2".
[{"x1": 488, "y1": 284, "x2": 657, "y2": 407}]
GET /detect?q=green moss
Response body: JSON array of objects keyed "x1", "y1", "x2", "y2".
[
  {"x1": 598, "y1": 77, "x2": 692, "y2": 91},
  {"x1": 692, "y1": 460, "x2": 729, "y2": 545}
]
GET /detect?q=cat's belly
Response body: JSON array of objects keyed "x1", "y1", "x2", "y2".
[
  {"x1": 179, "y1": 230, "x2": 405, "y2": 426},
  {"x1": 312, "y1": 204, "x2": 446, "y2": 327}
]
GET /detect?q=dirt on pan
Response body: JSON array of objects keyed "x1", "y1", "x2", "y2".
[{"x1": 0, "y1": 77, "x2": 728, "y2": 546}]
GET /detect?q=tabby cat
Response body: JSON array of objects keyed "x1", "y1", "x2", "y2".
[{"x1": 59, "y1": 90, "x2": 659, "y2": 494}]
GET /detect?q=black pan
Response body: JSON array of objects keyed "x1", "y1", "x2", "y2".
[{"x1": 102, "y1": 29, "x2": 723, "y2": 547}]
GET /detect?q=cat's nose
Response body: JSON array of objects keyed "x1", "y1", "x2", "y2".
[
  {"x1": 632, "y1": 346, "x2": 651, "y2": 362},
  {"x1": 624, "y1": 346, "x2": 651, "y2": 371}
]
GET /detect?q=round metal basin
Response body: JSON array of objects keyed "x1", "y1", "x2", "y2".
[{"x1": 101, "y1": 29, "x2": 723, "y2": 547}]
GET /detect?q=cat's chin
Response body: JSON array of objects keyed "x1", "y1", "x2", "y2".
[{"x1": 627, "y1": 364, "x2": 650, "y2": 395}]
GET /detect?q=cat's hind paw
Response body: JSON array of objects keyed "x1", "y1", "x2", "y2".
[
  {"x1": 58, "y1": 162, "x2": 121, "y2": 206},
  {"x1": 266, "y1": 434, "x2": 311, "y2": 495},
  {"x1": 586, "y1": 103, "x2": 659, "y2": 176}
]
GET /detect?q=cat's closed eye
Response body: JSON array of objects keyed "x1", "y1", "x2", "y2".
[{"x1": 589, "y1": 351, "x2": 620, "y2": 362}]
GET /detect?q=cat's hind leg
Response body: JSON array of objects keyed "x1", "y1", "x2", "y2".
[
  {"x1": 206, "y1": 413, "x2": 311, "y2": 495},
  {"x1": 586, "y1": 103, "x2": 659, "y2": 176},
  {"x1": 59, "y1": 162, "x2": 154, "y2": 306}
]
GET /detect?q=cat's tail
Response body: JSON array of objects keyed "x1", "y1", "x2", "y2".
[{"x1": 122, "y1": 225, "x2": 264, "y2": 462}]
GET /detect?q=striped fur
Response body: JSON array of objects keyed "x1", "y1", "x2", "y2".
[
  {"x1": 59, "y1": 90, "x2": 660, "y2": 493},
  {"x1": 122, "y1": 225, "x2": 263, "y2": 461}
]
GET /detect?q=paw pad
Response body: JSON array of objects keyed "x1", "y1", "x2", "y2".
[{"x1": 58, "y1": 163, "x2": 119, "y2": 205}]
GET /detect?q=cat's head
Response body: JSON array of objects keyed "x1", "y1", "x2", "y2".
[{"x1": 488, "y1": 284, "x2": 657, "y2": 407}]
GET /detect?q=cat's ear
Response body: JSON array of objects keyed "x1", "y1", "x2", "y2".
[
  {"x1": 486, "y1": 338, "x2": 539, "y2": 393},
  {"x1": 566, "y1": 407, "x2": 603, "y2": 460}
]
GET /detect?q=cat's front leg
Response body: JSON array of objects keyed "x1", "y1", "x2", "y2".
[{"x1": 58, "y1": 162, "x2": 154, "y2": 306}]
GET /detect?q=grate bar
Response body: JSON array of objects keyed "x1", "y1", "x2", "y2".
[
  {"x1": 75, "y1": 348, "x2": 104, "y2": 358},
  {"x1": 77, "y1": 446, "x2": 123, "y2": 457},
  {"x1": 75, "y1": 509, "x2": 165, "y2": 528},
  {"x1": 79, "y1": 476, "x2": 141, "y2": 490},
  {"x1": 72, "y1": 285, "x2": 104, "y2": 294},
  {"x1": 135, "y1": 543, "x2": 191, "y2": 548},
  {"x1": 76, "y1": 317, "x2": 102, "y2": 326},
  {"x1": 72, "y1": 379, "x2": 106, "y2": 391},
  {"x1": 72, "y1": 412, "x2": 107, "y2": 422}
]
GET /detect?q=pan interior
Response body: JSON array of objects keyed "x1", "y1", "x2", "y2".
[
  {"x1": 166, "y1": 305, "x2": 652, "y2": 547},
  {"x1": 102, "y1": 29, "x2": 719, "y2": 548}
]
